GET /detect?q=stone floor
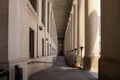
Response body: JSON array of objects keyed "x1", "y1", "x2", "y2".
[{"x1": 28, "y1": 56, "x2": 98, "y2": 80}]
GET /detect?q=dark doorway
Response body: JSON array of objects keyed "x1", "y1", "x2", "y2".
[
  {"x1": 29, "y1": 28, "x2": 35, "y2": 58},
  {"x1": 42, "y1": 38, "x2": 44, "y2": 56},
  {"x1": 47, "y1": 43, "x2": 49, "y2": 56},
  {"x1": 58, "y1": 37, "x2": 64, "y2": 56}
]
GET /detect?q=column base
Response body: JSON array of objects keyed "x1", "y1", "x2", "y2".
[
  {"x1": 76, "y1": 56, "x2": 81, "y2": 67},
  {"x1": 83, "y1": 55, "x2": 99, "y2": 72}
]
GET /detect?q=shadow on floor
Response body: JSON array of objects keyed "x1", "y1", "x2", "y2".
[
  {"x1": 28, "y1": 56, "x2": 98, "y2": 80},
  {"x1": 52, "y1": 56, "x2": 68, "y2": 67},
  {"x1": 28, "y1": 66, "x2": 97, "y2": 80}
]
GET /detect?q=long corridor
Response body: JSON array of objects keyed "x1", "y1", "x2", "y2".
[{"x1": 28, "y1": 56, "x2": 98, "y2": 80}]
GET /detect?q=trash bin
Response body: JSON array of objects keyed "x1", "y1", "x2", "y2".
[
  {"x1": 15, "y1": 65, "x2": 23, "y2": 80},
  {"x1": 0, "y1": 69, "x2": 9, "y2": 80}
]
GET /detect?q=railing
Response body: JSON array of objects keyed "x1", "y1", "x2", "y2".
[
  {"x1": 65, "y1": 47, "x2": 84, "y2": 67},
  {"x1": 65, "y1": 48, "x2": 78, "y2": 67}
]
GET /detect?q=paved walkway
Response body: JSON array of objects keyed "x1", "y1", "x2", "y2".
[{"x1": 28, "y1": 56, "x2": 98, "y2": 80}]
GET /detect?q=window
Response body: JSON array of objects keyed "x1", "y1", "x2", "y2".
[
  {"x1": 42, "y1": 0, "x2": 46, "y2": 25},
  {"x1": 47, "y1": 2, "x2": 50, "y2": 33},
  {"x1": 29, "y1": 28, "x2": 35, "y2": 58},
  {"x1": 29, "y1": 0, "x2": 37, "y2": 12},
  {"x1": 42, "y1": 39, "x2": 44, "y2": 56},
  {"x1": 47, "y1": 43, "x2": 49, "y2": 55},
  {"x1": 50, "y1": 44, "x2": 51, "y2": 55}
]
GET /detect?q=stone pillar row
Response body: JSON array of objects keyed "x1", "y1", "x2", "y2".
[
  {"x1": 70, "y1": 0, "x2": 100, "y2": 70},
  {"x1": 65, "y1": 0, "x2": 100, "y2": 71}
]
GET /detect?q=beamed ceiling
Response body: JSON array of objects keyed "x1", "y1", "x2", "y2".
[{"x1": 52, "y1": 0, "x2": 73, "y2": 38}]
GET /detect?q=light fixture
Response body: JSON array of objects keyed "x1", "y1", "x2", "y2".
[
  {"x1": 46, "y1": 38, "x2": 48, "y2": 41},
  {"x1": 39, "y1": 26, "x2": 43, "y2": 30}
]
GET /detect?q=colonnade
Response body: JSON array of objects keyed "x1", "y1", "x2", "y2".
[
  {"x1": 64, "y1": 0, "x2": 100, "y2": 72},
  {"x1": 65, "y1": 0, "x2": 120, "y2": 79}
]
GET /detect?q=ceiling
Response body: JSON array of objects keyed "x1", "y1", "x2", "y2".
[{"x1": 52, "y1": 0, "x2": 73, "y2": 38}]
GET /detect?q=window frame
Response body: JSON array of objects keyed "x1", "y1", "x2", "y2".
[
  {"x1": 41, "y1": 0, "x2": 46, "y2": 26},
  {"x1": 29, "y1": 28, "x2": 35, "y2": 58}
]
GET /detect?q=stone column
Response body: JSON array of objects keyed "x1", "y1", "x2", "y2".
[
  {"x1": 68, "y1": 25, "x2": 71, "y2": 51},
  {"x1": 72, "y1": 4, "x2": 77, "y2": 50},
  {"x1": 84, "y1": 0, "x2": 100, "y2": 72},
  {"x1": 65, "y1": 27, "x2": 69, "y2": 53},
  {"x1": 76, "y1": 0, "x2": 80, "y2": 67},
  {"x1": 72, "y1": 1, "x2": 78, "y2": 67},
  {"x1": 71, "y1": 11, "x2": 77, "y2": 67},
  {"x1": 69, "y1": 12, "x2": 72, "y2": 51},
  {"x1": 99, "y1": 0, "x2": 120, "y2": 80},
  {"x1": 64, "y1": 33, "x2": 66, "y2": 53},
  {"x1": 71, "y1": 14, "x2": 74, "y2": 50},
  {"x1": 79, "y1": 0, "x2": 85, "y2": 67},
  {"x1": 69, "y1": 17, "x2": 72, "y2": 51},
  {"x1": 76, "y1": 0, "x2": 85, "y2": 67},
  {"x1": 66, "y1": 29, "x2": 68, "y2": 52}
]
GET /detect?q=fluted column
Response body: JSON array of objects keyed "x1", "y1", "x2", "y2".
[
  {"x1": 84, "y1": 0, "x2": 100, "y2": 72},
  {"x1": 68, "y1": 25, "x2": 71, "y2": 51}
]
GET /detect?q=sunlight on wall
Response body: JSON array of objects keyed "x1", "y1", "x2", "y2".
[{"x1": 88, "y1": 0, "x2": 100, "y2": 16}]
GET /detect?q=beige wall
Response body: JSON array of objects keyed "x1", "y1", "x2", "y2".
[{"x1": 9, "y1": 0, "x2": 29, "y2": 61}]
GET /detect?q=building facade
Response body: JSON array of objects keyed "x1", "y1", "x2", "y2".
[{"x1": 0, "y1": 0, "x2": 58, "y2": 80}]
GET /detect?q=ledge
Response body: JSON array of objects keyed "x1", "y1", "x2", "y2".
[{"x1": 27, "y1": 61, "x2": 53, "y2": 64}]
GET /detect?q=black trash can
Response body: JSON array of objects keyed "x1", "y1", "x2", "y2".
[
  {"x1": 0, "y1": 69, "x2": 9, "y2": 80},
  {"x1": 15, "y1": 65, "x2": 23, "y2": 80}
]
